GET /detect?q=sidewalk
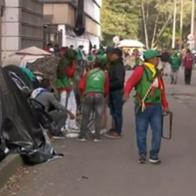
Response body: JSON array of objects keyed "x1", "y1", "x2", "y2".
[{"x1": 0, "y1": 155, "x2": 23, "y2": 189}]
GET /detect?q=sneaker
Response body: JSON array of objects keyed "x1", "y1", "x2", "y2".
[
  {"x1": 93, "y1": 138, "x2": 102, "y2": 143},
  {"x1": 100, "y1": 128, "x2": 108, "y2": 135},
  {"x1": 78, "y1": 136, "x2": 87, "y2": 142},
  {"x1": 91, "y1": 130, "x2": 95, "y2": 134},
  {"x1": 107, "y1": 128, "x2": 116, "y2": 133},
  {"x1": 105, "y1": 131, "x2": 121, "y2": 139},
  {"x1": 79, "y1": 138, "x2": 87, "y2": 142},
  {"x1": 66, "y1": 132, "x2": 79, "y2": 138},
  {"x1": 137, "y1": 155, "x2": 146, "y2": 164},
  {"x1": 67, "y1": 127, "x2": 80, "y2": 133},
  {"x1": 68, "y1": 125, "x2": 79, "y2": 130},
  {"x1": 52, "y1": 132, "x2": 65, "y2": 139},
  {"x1": 149, "y1": 158, "x2": 161, "y2": 164},
  {"x1": 60, "y1": 127, "x2": 67, "y2": 132}
]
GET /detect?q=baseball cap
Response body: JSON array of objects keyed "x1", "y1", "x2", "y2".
[
  {"x1": 143, "y1": 50, "x2": 161, "y2": 60},
  {"x1": 106, "y1": 47, "x2": 122, "y2": 56}
]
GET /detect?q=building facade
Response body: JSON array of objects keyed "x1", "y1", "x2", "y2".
[
  {"x1": 1, "y1": 0, "x2": 43, "y2": 62},
  {"x1": 40, "y1": 0, "x2": 102, "y2": 52}
]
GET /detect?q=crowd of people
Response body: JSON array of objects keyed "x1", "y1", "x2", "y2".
[
  {"x1": 124, "y1": 47, "x2": 195, "y2": 85},
  {"x1": 22, "y1": 43, "x2": 195, "y2": 165}
]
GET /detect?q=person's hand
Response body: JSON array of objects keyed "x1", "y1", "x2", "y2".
[
  {"x1": 123, "y1": 93, "x2": 129, "y2": 103},
  {"x1": 164, "y1": 107, "x2": 170, "y2": 113}
]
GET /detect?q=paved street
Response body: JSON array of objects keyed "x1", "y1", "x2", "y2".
[{"x1": 1, "y1": 69, "x2": 196, "y2": 196}]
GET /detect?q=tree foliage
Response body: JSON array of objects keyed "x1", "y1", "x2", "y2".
[
  {"x1": 101, "y1": 0, "x2": 140, "y2": 45},
  {"x1": 101, "y1": 0, "x2": 194, "y2": 48}
]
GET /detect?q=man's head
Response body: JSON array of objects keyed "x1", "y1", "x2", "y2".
[
  {"x1": 132, "y1": 48, "x2": 140, "y2": 57},
  {"x1": 106, "y1": 47, "x2": 122, "y2": 62},
  {"x1": 171, "y1": 48, "x2": 177, "y2": 55},
  {"x1": 40, "y1": 78, "x2": 51, "y2": 89},
  {"x1": 65, "y1": 48, "x2": 77, "y2": 61},
  {"x1": 79, "y1": 45, "x2": 84, "y2": 50},
  {"x1": 143, "y1": 50, "x2": 161, "y2": 66},
  {"x1": 93, "y1": 45, "x2": 97, "y2": 49},
  {"x1": 186, "y1": 48, "x2": 191, "y2": 54},
  {"x1": 94, "y1": 56, "x2": 107, "y2": 70},
  {"x1": 59, "y1": 47, "x2": 67, "y2": 57}
]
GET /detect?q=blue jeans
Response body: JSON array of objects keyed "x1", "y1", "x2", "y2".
[
  {"x1": 135, "y1": 103, "x2": 162, "y2": 159},
  {"x1": 109, "y1": 90, "x2": 123, "y2": 135}
]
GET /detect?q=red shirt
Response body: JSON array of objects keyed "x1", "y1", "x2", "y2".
[
  {"x1": 124, "y1": 66, "x2": 169, "y2": 110},
  {"x1": 79, "y1": 70, "x2": 109, "y2": 97},
  {"x1": 183, "y1": 54, "x2": 193, "y2": 69},
  {"x1": 65, "y1": 63, "x2": 76, "y2": 78}
]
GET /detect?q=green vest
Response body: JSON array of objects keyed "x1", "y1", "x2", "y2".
[
  {"x1": 85, "y1": 68, "x2": 105, "y2": 94},
  {"x1": 135, "y1": 66, "x2": 161, "y2": 103}
]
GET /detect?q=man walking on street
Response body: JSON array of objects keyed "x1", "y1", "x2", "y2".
[
  {"x1": 169, "y1": 49, "x2": 181, "y2": 84},
  {"x1": 183, "y1": 49, "x2": 194, "y2": 85},
  {"x1": 106, "y1": 47, "x2": 125, "y2": 139},
  {"x1": 123, "y1": 50, "x2": 169, "y2": 164}
]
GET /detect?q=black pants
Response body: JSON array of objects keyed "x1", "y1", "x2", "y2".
[
  {"x1": 108, "y1": 90, "x2": 124, "y2": 135},
  {"x1": 49, "y1": 110, "x2": 67, "y2": 133},
  {"x1": 184, "y1": 69, "x2": 192, "y2": 85}
]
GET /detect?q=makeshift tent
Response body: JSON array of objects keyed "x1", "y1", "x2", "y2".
[
  {"x1": 27, "y1": 56, "x2": 60, "y2": 82},
  {"x1": 0, "y1": 65, "x2": 61, "y2": 164},
  {"x1": 2, "y1": 46, "x2": 51, "y2": 67}
]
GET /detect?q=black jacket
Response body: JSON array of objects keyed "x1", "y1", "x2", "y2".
[{"x1": 108, "y1": 59, "x2": 125, "y2": 91}]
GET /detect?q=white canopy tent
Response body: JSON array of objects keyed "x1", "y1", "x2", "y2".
[
  {"x1": 117, "y1": 39, "x2": 145, "y2": 48},
  {"x1": 3, "y1": 46, "x2": 52, "y2": 67}
]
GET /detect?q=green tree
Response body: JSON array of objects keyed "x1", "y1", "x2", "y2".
[
  {"x1": 101, "y1": 0, "x2": 194, "y2": 49},
  {"x1": 101, "y1": 0, "x2": 140, "y2": 45}
]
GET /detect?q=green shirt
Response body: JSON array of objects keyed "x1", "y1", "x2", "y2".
[{"x1": 169, "y1": 54, "x2": 181, "y2": 71}]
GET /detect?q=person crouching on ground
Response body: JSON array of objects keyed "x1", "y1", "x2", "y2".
[
  {"x1": 123, "y1": 50, "x2": 169, "y2": 164},
  {"x1": 169, "y1": 49, "x2": 181, "y2": 84},
  {"x1": 79, "y1": 58, "x2": 109, "y2": 142},
  {"x1": 31, "y1": 78, "x2": 74, "y2": 138}
]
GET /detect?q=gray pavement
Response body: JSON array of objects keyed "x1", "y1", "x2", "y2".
[{"x1": 1, "y1": 69, "x2": 196, "y2": 196}]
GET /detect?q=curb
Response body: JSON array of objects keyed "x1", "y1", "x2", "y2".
[{"x1": 0, "y1": 154, "x2": 23, "y2": 189}]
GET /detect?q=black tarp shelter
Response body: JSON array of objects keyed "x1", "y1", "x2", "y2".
[{"x1": 0, "y1": 65, "x2": 59, "y2": 164}]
